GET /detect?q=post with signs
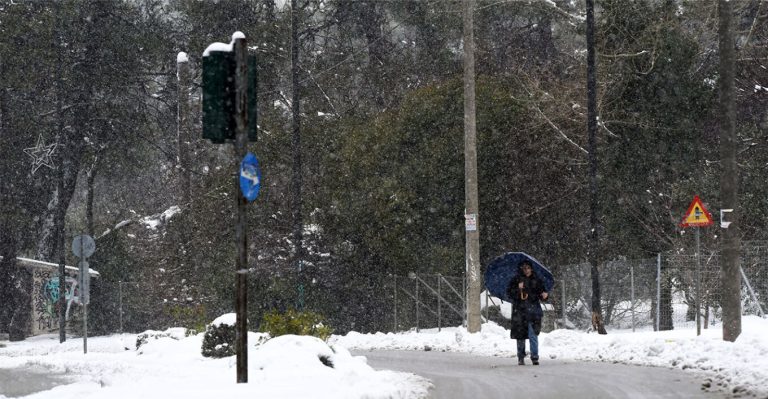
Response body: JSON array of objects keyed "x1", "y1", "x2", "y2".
[
  {"x1": 72, "y1": 234, "x2": 95, "y2": 354},
  {"x1": 202, "y1": 32, "x2": 259, "y2": 384},
  {"x1": 679, "y1": 195, "x2": 713, "y2": 336}
]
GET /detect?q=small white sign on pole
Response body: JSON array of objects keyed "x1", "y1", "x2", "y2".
[{"x1": 465, "y1": 213, "x2": 477, "y2": 231}]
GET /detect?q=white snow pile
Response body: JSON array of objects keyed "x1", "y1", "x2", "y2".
[
  {"x1": 0, "y1": 330, "x2": 430, "y2": 399},
  {"x1": 333, "y1": 315, "x2": 768, "y2": 397}
]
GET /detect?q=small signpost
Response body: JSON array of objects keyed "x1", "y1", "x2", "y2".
[
  {"x1": 680, "y1": 195, "x2": 713, "y2": 336},
  {"x1": 72, "y1": 234, "x2": 95, "y2": 354}
]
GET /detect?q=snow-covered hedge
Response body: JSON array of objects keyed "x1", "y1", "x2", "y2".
[
  {"x1": 201, "y1": 313, "x2": 237, "y2": 358},
  {"x1": 136, "y1": 327, "x2": 191, "y2": 350}
]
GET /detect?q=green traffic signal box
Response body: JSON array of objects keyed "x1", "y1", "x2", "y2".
[{"x1": 202, "y1": 51, "x2": 257, "y2": 143}]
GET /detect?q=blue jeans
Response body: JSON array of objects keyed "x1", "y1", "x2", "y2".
[{"x1": 516, "y1": 322, "x2": 538, "y2": 360}]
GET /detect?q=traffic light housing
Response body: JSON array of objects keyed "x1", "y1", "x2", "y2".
[{"x1": 202, "y1": 51, "x2": 257, "y2": 143}]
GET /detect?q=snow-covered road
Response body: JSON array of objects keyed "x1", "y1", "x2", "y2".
[
  {"x1": 0, "y1": 367, "x2": 71, "y2": 398},
  {"x1": 359, "y1": 350, "x2": 729, "y2": 399}
]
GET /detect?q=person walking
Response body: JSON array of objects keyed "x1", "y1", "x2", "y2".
[{"x1": 507, "y1": 260, "x2": 549, "y2": 365}]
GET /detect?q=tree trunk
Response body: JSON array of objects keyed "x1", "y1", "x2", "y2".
[
  {"x1": 586, "y1": 0, "x2": 606, "y2": 335},
  {"x1": 718, "y1": 0, "x2": 741, "y2": 342},
  {"x1": 291, "y1": 0, "x2": 305, "y2": 309},
  {"x1": 659, "y1": 264, "x2": 674, "y2": 330},
  {"x1": 86, "y1": 159, "x2": 97, "y2": 237},
  {"x1": 177, "y1": 54, "x2": 192, "y2": 207},
  {"x1": 0, "y1": 236, "x2": 31, "y2": 341}
]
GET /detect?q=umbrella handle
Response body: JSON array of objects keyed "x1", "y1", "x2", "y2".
[{"x1": 520, "y1": 288, "x2": 528, "y2": 301}]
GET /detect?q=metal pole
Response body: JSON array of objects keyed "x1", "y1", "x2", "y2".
[
  {"x1": 438, "y1": 275, "x2": 442, "y2": 332},
  {"x1": 415, "y1": 276, "x2": 420, "y2": 333},
  {"x1": 656, "y1": 254, "x2": 661, "y2": 331},
  {"x1": 696, "y1": 227, "x2": 701, "y2": 336},
  {"x1": 393, "y1": 275, "x2": 397, "y2": 332},
  {"x1": 630, "y1": 263, "x2": 635, "y2": 332},
  {"x1": 83, "y1": 303, "x2": 88, "y2": 354},
  {"x1": 562, "y1": 276, "x2": 566, "y2": 329},
  {"x1": 119, "y1": 281, "x2": 123, "y2": 333},
  {"x1": 234, "y1": 35, "x2": 249, "y2": 384},
  {"x1": 81, "y1": 237, "x2": 87, "y2": 354}
]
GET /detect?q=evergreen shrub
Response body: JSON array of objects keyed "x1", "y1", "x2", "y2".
[
  {"x1": 201, "y1": 315, "x2": 236, "y2": 358},
  {"x1": 260, "y1": 309, "x2": 333, "y2": 341}
]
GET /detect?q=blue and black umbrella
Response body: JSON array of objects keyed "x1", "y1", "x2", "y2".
[{"x1": 484, "y1": 252, "x2": 554, "y2": 302}]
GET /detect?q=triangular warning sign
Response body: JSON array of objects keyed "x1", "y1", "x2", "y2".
[{"x1": 680, "y1": 195, "x2": 713, "y2": 227}]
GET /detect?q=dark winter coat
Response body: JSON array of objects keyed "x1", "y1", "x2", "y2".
[{"x1": 507, "y1": 272, "x2": 546, "y2": 340}]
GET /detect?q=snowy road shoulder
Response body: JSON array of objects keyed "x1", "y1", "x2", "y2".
[{"x1": 0, "y1": 332, "x2": 430, "y2": 399}]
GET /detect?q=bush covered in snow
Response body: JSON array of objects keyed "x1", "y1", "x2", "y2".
[
  {"x1": 260, "y1": 308, "x2": 333, "y2": 341},
  {"x1": 201, "y1": 313, "x2": 237, "y2": 358},
  {"x1": 136, "y1": 327, "x2": 190, "y2": 350}
]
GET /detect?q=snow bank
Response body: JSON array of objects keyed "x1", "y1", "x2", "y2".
[{"x1": 0, "y1": 331, "x2": 429, "y2": 399}]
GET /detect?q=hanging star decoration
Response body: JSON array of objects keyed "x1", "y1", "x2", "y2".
[{"x1": 23, "y1": 134, "x2": 58, "y2": 174}]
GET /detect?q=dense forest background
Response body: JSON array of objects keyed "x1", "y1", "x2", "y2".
[{"x1": 0, "y1": 0, "x2": 766, "y2": 336}]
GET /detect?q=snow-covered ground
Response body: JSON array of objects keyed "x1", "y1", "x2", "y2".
[
  {"x1": 1, "y1": 316, "x2": 766, "y2": 398},
  {"x1": 0, "y1": 329, "x2": 429, "y2": 399}
]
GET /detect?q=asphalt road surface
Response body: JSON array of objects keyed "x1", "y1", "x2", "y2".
[
  {"x1": 0, "y1": 367, "x2": 70, "y2": 398},
  {"x1": 358, "y1": 350, "x2": 729, "y2": 399}
]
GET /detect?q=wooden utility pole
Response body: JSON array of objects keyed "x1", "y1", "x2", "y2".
[
  {"x1": 463, "y1": 0, "x2": 481, "y2": 333},
  {"x1": 233, "y1": 36, "x2": 249, "y2": 383},
  {"x1": 291, "y1": 0, "x2": 305, "y2": 310},
  {"x1": 586, "y1": 0, "x2": 606, "y2": 334},
  {"x1": 717, "y1": 0, "x2": 741, "y2": 342}
]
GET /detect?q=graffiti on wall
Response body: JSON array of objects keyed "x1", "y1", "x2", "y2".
[{"x1": 33, "y1": 270, "x2": 79, "y2": 332}]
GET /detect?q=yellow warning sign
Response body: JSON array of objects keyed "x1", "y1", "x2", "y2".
[{"x1": 680, "y1": 195, "x2": 713, "y2": 227}]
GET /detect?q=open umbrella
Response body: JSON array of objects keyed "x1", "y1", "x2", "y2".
[{"x1": 484, "y1": 252, "x2": 554, "y2": 302}]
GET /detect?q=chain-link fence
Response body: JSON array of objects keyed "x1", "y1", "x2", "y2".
[
  {"x1": 555, "y1": 251, "x2": 766, "y2": 332},
  {"x1": 86, "y1": 248, "x2": 766, "y2": 336},
  {"x1": 88, "y1": 273, "x2": 469, "y2": 336},
  {"x1": 391, "y1": 274, "x2": 466, "y2": 332}
]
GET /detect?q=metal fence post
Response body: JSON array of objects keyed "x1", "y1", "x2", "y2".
[
  {"x1": 393, "y1": 275, "x2": 397, "y2": 332},
  {"x1": 437, "y1": 274, "x2": 442, "y2": 332},
  {"x1": 119, "y1": 281, "x2": 124, "y2": 334},
  {"x1": 656, "y1": 254, "x2": 661, "y2": 331},
  {"x1": 695, "y1": 227, "x2": 701, "y2": 336},
  {"x1": 415, "y1": 275, "x2": 420, "y2": 333},
  {"x1": 462, "y1": 275, "x2": 467, "y2": 327},
  {"x1": 561, "y1": 273, "x2": 566, "y2": 328},
  {"x1": 630, "y1": 262, "x2": 635, "y2": 332}
]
